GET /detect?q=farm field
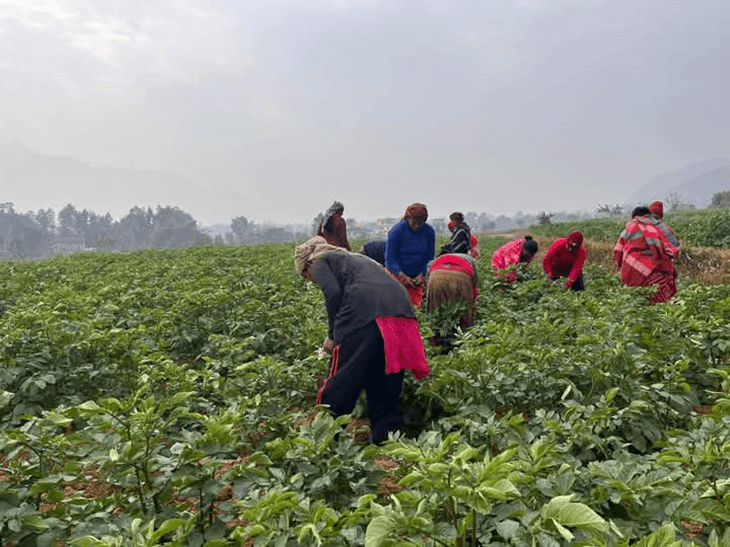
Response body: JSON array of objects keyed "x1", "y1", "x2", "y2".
[{"x1": 1, "y1": 237, "x2": 730, "y2": 546}]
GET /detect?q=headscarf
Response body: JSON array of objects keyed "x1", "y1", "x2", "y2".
[
  {"x1": 449, "y1": 211, "x2": 464, "y2": 223},
  {"x1": 405, "y1": 203, "x2": 428, "y2": 221},
  {"x1": 294, "y1": 236, "x2": 347, "y2": 277},
  {"x1": 567, "y1": 231, "x2": 583, "y2": 249},
  {"x1": 649, "y1": 201, "x2": 664, "y2": 219}
]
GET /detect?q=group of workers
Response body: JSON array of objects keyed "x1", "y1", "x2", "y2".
[{"x1": 301, "y1": 199, "x2": 680, "y2": 444}]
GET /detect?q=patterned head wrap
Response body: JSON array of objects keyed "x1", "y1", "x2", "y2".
[
  {"x1": 405, "y1": 203, "x2": 428, "y2": 221},
  {"x1": 324, "y1": 201, "x2": 344, "y2": 221},
  {"x1": 649, "y1": 201, "x2": 664, "y2": 219},
  {"x1": 567, "y1": 231, "x2": 583, "y2": 249},
  {"x1": 294, "y1": 236, "x2": 347, "y2": 277}
]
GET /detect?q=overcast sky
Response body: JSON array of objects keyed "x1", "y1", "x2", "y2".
[{"x1": 2, "y1": 0, "x2": 729, "y2": 225}]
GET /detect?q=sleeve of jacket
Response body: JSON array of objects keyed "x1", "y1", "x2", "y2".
[
  {"x1": 385, "y1": 222, "x2": 404, "y2": 275},
  {"x1": 566, "y1": 246, "x2": 587, "y2": 287},
  {"x1": 311, "y1": 258, "x2": 343, "y2": 340},
  {"x1": 423, "y1": 225, "x2": 436, "y2": 276},
  {"x1": 335, "y1": 217, "x2": 351, "y2": 250},
  {"x1": 542, "y1": 242, "x2": 557, "y2": 276},
  {"x1": 613, "y1": 234, "x2": 625, "y2": 269}
]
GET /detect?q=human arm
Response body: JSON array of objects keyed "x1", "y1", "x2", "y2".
[
  {"x1": 384, "y1": 222, "x2": 404, "y2": 276},
  {"x1": 565, "y1": 246, "x2": 587, "y2": 288},
  {"x1": 423, "y1": 225, "x2": 436, "y2": 276},
  {"x1": 310, "y1": 258, "x2": 343, "y2": 341}
]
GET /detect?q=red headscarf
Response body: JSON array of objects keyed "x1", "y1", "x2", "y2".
[
  {"x1": 649, "y1": 201, "x2": 664, "y2": 219},
  {"x1": 567, "y1": 231, "x2": 583, "y2": 249},
  {"x1": 405, "y1": 203, "x2": 428, "y2": 221}
]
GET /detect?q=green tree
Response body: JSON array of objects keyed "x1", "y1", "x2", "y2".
[{"x1": 711, "y1": 190, "x2": 730, "y2": 208}]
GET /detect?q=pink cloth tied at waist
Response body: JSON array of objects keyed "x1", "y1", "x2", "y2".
[{"x1": 375, "y1": 316, "x2": 430, "y2": 380}]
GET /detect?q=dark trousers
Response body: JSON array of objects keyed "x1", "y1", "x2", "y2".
[{"x1": 318, "y1": 322, "x2": 404, "y2": 444}]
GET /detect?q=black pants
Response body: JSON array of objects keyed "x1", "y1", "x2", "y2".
[{"x1": 319, "y1": 322, "x2": 404, "y2": 444}]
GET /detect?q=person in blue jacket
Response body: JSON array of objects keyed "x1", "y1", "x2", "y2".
[{"x1": 385, "y1": 202, "x2": 436, "y2": 306}]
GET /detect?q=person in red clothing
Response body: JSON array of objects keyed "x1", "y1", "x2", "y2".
[
  {"x1": 543, "y1": 231, "x2": 586, "y2": 291},
  {"x1": 491, "y1": 236, "x2": 539, "y2": 283},
  {"x1": 614, "y1": 206, "x2": 680, "y2": 303},
  {"x1": 317, "y1": 201, "x2": 351, "y2": 250},
  {"x1": 424, "y1": 253, "x2": 479, "y2": 328}
]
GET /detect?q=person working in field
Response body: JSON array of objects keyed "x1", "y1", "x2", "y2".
[
  {"x1": 491, "y1": 236, "x2": 539, "y2": 283},
  {"x1": 358, "y1": 240, "x2": 386, "y2": 266},
  {"x1": 385, "y1": 203, "x2": 436, "y2": 307},
  {"x1": 649, "y1": 200, "x2": 680, "y2": 248},
  {"x1": 440, "y1": 212, "x2": 471, "y2": 255},
  {"x1": 424, "y1": 252, "x2": 479, "y2": 330},
  {"x1": 317, "y1": 201, "x2": 350, "y2": 250},
  {"x1": 468, "y1": 231, "x2": 481, "y2": 259},
  {"x1": 543, "y1": 231, "x2": 587, "y2": 291},
  {"x1": 295, "y1": 236, "x2": 429, "y2": 444},
  {"x1": 614, "y1": 206, "x2": 680, "y2": 303}
]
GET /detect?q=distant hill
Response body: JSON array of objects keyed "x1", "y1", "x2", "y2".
[
  {"x1": 0, "y1": 142, "x2": 213, "y2": 221},
  {"x1": 628, "y1": 158, "x2": 730, "y2": 208}
]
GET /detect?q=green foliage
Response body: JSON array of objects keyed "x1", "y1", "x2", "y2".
[{"x1": 1, "y1": 243, "x2": 730, "y2": 545}]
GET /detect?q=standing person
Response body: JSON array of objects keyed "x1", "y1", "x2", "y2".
[
  {"x1": 440, "y1": 212, "x2": 471, "y2": 255},
  {"x1": 317, "y1": 201, "x2": 351, "y2": 250},
  {"x1": 358, "y1": 240, "x2": 386, "y2": 266},
  {"x1": 649, "y1": 200, "x2": 680, "y2": 248},
  {"x1": 614, "y1": 206, "x2": 680, "y2": 303},
  {"x1": 424, "y1": 253, "x2": 479, "y2": 328},
  {"x1": 385, "y1": 203, "x2": 436, "y2": 307},
  {"x1": 295, "y1": 236, "x2": 429, "y2": 444},
  {"x1": 491, "y1": 236, "x2": 539, "y2": 283},
  {"x1": 543, "y1": 231, "x2": 587, "y2": 291}
]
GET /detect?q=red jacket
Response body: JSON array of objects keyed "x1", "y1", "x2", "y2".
[
  {"x1": 317, "y1": 215, "x2": 350, "y2": 250},
  {"x1": 492, "y1": 239, "x2": 535, "y2": 283},
  {"x1": 614, "y1": 215, "x2": 679, "y2": 286},
  {"x1": 543, "y1": 238, "x2": 586, "y2": 287}
]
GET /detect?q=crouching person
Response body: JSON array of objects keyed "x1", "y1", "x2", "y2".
[{"x1": 295, "y1": 236, "x2": 430, "y2": 444}]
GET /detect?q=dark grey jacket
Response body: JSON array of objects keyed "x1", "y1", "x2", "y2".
[{"x1": 311, "y1": 252, "x2": 415, "y2": 342}]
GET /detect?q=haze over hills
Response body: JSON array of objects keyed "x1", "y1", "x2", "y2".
[
  {"x1": 627, "y1": 158, "x2": 730, "y2": 208},
  {"x1": 0, "y1": 143, "x2": 238, "y2": 225},
  {"x1": 3, "y1": 142, "x2": 730, "y2": 227}
]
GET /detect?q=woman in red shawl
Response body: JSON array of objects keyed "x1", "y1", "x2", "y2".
[
  {"x1": 491, "y1": 236, "x2": 539, "y2": 283},
  {"x1": 317, "y1": 201, "x2": 350, "y2": 250},
  {"x1": 543, "y1": 231, "x2": 586, "y2": 291},
  {"x1": 614, "y1": 206, "x2": 680, "y2": 303},
  {"x1": 424, "y1": 253, "x2": 479, "y2": 329}
]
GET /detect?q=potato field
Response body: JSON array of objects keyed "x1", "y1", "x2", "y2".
[{"x1": 1, "y1": 237, "x2": 730, "y2": 546}]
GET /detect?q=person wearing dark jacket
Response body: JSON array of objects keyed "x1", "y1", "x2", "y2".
[
  {"x1": 295, "y1": 236, "x2": 429, "y2": 444},
  {"x1": 358, "y1": 240, "x2": 386, "y2": 266},
  {"x1": 440, "y1": 212, "x2": 471, "y2": 255}
]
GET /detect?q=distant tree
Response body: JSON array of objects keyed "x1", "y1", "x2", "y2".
[
  {"x1": 230, "y1": 215, "x2": 249, "y2": 244},
  {"x1": 596, "y1": 204, "x2": 624, "y2": 218},
  {"x1": 536, "y1": 211, "x2": 554, "y2": 225},
  {"x1": 58, "y1": 204, "x2": 80, "y2": 235},
  {"x1": 710, "y1": 191, "x2": 730, "y2": 208},
  {"x1": 431, "y1": 218, "x2": 447, "y2": 234},
  {"x1": 664, "y1": 192, "x2": 684, "y2": 212},
  {"x1": 312, "y1": 213, "x2": 324, "y2": 236}
]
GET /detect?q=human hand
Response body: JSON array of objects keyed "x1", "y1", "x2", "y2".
[
  {"x1": 322, "y1": 338, "x2": 335, "y2": 354},
  {"x1": 562, "y1": 283, "x2": 570, "y2": 292},
  {"x1": 413, "y1": 275, "x2": 424, "y2": 287}
]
